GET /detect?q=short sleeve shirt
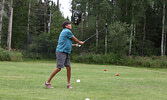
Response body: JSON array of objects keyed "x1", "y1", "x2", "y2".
[{"x1": 56, "y1": 28, "x2": 74, "y2": 54}]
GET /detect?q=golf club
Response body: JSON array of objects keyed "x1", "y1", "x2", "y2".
[{"x1": 76, "y1": 28, "x2": 106, "y2": 47}]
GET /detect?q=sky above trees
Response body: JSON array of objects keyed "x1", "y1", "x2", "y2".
[{"x1": 53, "y1": 0, "x2": 72, "y2": 18}]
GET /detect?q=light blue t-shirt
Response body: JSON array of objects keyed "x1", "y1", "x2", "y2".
[{"x1": 56, "y1": 28, "x2": 74, "y2": 54}]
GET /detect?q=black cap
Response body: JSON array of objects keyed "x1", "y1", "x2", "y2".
[{"x1": 62, "y1": 21, "x2": 71, "y2": 28}]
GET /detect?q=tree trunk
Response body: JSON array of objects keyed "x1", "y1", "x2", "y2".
[
  {"x1": 0, "y1": 0, "x2": 5, "y2": 46},
  {"x1": 163, "y1": 3, "x2": 166, "y2": 55},
  {"x1": 96, "y1": 16, "x2": 98, "y2": 47},
  {"x1": 48, "y1": 8, "x2": 52, "y2": 34},
  {"x1": 81, "y1": 13, "x2": 84, "y2": 39},
  {"x1": 7, "y1": 0, "x2": 13, "y2": 51},
  {"x1": 161, "y1": 3, "x2": 165, "y2": 56},
  {"x1": 105, "y1": 23, "x2": 107, "y2": 55},
  {"x1": 141, "y1": 13, "x2": 146, "y2": 56},
  {"x1": 44, "y1": 0, "x2": 47, "y2": 33},
  {"x1": 129, "y1": 6, "x2": 134, "y2": 56},
  {"x1": 57, "y1": 0, "x2": 59, "y2": 10},
  {"x1": 27, "y1": 0, "x2": 31, "y2": 47},
  {"x1": 105, "y1": 9, "x2": 108, "y2": 55},
  {"x1": 164, "y1": 32, "x2": 166, "y2": 55},
  {"x1": 86, "y1": 2, "x2": 88, "y2": 28},
  {"x1": 129, "y1": 30, "x2": 133, "y2": 56},
  {"x1": 126, "y1": 0, "x2": 127, "y2": 16},
  {"x1": 133, "y1": 24, "x2": 136, "y2": 38}
]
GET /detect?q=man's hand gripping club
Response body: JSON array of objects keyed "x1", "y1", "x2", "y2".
[{"x1": 72, "y1": 36, "x2": 84, "y2": 47}]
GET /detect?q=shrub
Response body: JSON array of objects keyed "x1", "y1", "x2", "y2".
[
  {"x1": 71, "y1": 54, "x2": 167, "y2": 68},
  {"x1": 0, "y1": 48, "x2": 22, "y2": 61},
  {"x1": 71, "y1": 53, "x2": 122, "y2": 65}
]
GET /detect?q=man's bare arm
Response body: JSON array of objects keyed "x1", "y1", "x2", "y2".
[
  {"x1": 72, "y1": 44, "x2": 76, "y2": 47},
  {"x1": 72, "y1": 36, "x2": 84, "y2": 45}
]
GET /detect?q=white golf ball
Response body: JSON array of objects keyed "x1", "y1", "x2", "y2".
[
  {"x1": 85, "y1": 98, "x2": 90, "y2": 100},
  {"x1": 76, "y1": 79, "x2": 80, "y2": 83}
]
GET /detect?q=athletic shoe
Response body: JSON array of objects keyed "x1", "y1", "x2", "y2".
[
  {"x1": 45, "y1": 82, "x2": 54, "y2": 89},
  {"x1": 67, "y1": 84, "x2": 72, "y2": 89}
]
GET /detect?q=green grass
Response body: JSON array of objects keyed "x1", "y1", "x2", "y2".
[{"x1": 0, "y1": 61, "x2": 167, "y2": 100}]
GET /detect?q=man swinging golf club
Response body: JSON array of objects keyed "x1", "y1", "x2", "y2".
[{"x1": 45, "y1": 21, "x2": 84, "y2": 89}]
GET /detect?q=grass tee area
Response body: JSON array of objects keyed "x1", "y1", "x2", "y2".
[{"x1": 0, "y1": 60, "x2": 167, "y2": 100}]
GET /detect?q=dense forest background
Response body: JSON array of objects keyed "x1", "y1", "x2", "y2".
[
  {"x1": 71, "y1": 0, "x2": 167, "y2": 56},
  {"x1": 0, "y1": 0, "x2": 167, "y2": 67}
]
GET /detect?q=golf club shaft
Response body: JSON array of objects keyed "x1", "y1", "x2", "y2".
[
  {"x1": 83, "y1": 34, "x2": 96, "y2": 42},
  {"x1": 76, "y1": 28, "x2": 105, "y2": 47},
  {"x1": 83, "y1": 28, "x2": 105, "y2": 43}
]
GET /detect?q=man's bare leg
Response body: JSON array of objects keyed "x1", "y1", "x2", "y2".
[
  {"x1": 45, "y1": 68, "x2": 61, "y2": 88},
  {"x1": 66, "y1": 66, "x2": 72, "y2": 89},
  {"x1": 47, "y1": 68, "x2": 61, "y2": 83}
]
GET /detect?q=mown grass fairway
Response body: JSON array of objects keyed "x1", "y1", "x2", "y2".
[{"x1": 0, "y1": 61, "x2": 167, "y2": 100}]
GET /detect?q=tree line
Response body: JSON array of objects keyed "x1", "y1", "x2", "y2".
[
  {"x1": 0, "y1": 0, "x2": 67, "y2": 58},
  {"x1": 0, "y1": 0, "x2": 167, "y2": 59},
  {"x1": 71, "y1": 0, "x2": 167, "y2": 57}
]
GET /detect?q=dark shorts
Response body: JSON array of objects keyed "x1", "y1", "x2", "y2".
[{"x1": 56, "y1": 52, "x2": 71, "y2": 68}]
